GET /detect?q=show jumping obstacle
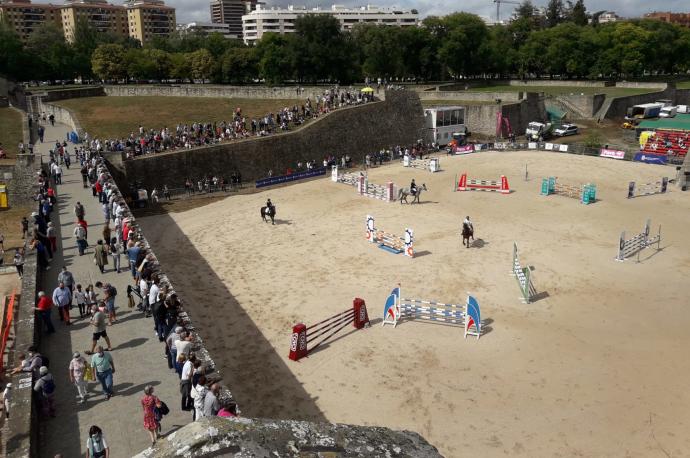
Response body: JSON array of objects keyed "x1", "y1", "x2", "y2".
[
  {"x1": 616, "y1": 219, "x2": 661, "y2": 262},
  {"x1": 627, "y1": 177, "x2": 668, "y2": 199},
  {"x1": 511, "y1": 242, "x2": 536, "y2": 304},
  {"x1": 403, "y1": 155, "x2": 440, "y2": 172},
  {"x1": 455, "y1": 173, "x2": 510, "y2": 194},
  {"x1": 289, "y1": 298, "x2": 370, "y2": 361},
  {"x1": 358, "y1": 176, "x2": 395, "y2": 202},
  {"x1": 541, "y1": 177, "x2": 597, "y2": 204},
  {"x1": 382, "y1": 285, "x2": 481, "y2": 339},
  {"x1": 331, "y1": 165, "x2": 361, "y2": 186},
  {"x1": 366, "y1": 215, "x2": 414, "y2": 257}
]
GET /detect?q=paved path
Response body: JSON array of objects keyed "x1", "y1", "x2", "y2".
[{"x1": 34, "y1": 122, "x2": 190, "y2": 457}]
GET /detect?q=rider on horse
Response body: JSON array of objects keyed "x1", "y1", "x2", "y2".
[
  {"x1": 410, "y1": 179, "x2": 417, "y2": 196},
  {"x1": 266, "y1": 198, "x2": 274, "y2": 211},
  {"x1": 463, "y1": 216, "x2": 473, "y2": 232}
]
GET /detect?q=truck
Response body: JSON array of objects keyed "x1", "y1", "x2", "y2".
[
  {"x1": 625, "y1": 103, "x2": 664, "y2": 121},
  {"x1": 525, "y1": 121, "x2": 552, "y2": 141}
]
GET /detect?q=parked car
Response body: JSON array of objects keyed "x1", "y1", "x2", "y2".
[{"x1": 554, "y1": 124, "x2": 579, "y2": 137}]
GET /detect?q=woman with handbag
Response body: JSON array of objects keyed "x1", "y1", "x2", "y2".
[
  {"x1": 69, "y1": 352, "x2": 89, "y2": 404},
  {"x1": 93, "y1": 240, "x2": 108, "y2": 274},
  {"x1": 141, "y1": 385, "x2": 162, "y2": 446}
]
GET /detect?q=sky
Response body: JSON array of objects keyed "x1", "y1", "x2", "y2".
[{"x1": 165, "y1": 0, "x2": 690, "y2": 24}]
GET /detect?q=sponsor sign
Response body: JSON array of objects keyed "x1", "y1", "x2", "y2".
[
  {"x1": 559, "y1": 144, "x2": 568, "y2": 152},
  {"x1": 528, "y1": 142, "x2": 538, "y2": 149},
  {"x1": 452, "y1": 145, "x2": 475, "y2": 155},
  {"x1": 544, "y1": 142, "x2": 554, "y2": 150},
  {"x1": 634, "y1": 153, "x2": 668, "y2": 165},
  {"x1": 600, "y1": 148, "x2": 626, "y2": 160}
]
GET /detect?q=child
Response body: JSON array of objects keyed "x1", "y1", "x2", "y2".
[
  {"x1": 74, "y1": 284, "x2": 88, "y2": 319},
  {"x1": 85, "y1": 285, "x2": 98, "y2": 318}
]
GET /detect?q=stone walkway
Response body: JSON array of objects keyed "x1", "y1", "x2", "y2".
[{"x1": 34, "y1": 122, "x2": 189, "y2": 457}]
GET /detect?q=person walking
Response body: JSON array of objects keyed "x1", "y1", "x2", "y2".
[
  {"x1": 68, "y1": 352, "x2": 88, "y2": 404},
  {"x1": 46, "y1": 222, "x2": 57, "y2": 253},
  {"x1": 13, "y1": 249, "x2": 24, "y2": 278},
  {"x1": 93, "y1": 240, "x2": 108, "y2": 274},
  {"x1": 90, "y1": 346, "x2": 114, "y2": 400},
  {"x1": 74, "y1": 202, "x2": 85, "y2": 221},
  {"x1": 74, "y1": 284, "x2": 88, "y2": 318},
  {"x1": 33, "y1": 291, "x2": 55, "y2": 335},
  {"x1": 51, "y1": 282, "x2": 71, "y2": 325},
  {"x1": 141, "y1": 385, "x2": 162, "y2": 446},
  {"x1": 88, "y1": 304, "x2": 112, "y2": 354},
  {"x1": 57, "y1": 266, "x2": 75, "y2": 295},
  {"x1": 109, "y1": 237, "x2": 121, "y2": 274},
  {"x1": 86, "y1": 425, "x2": 109, "y2": 458},
  {"x1": 33, "y1": 366, "x2": 56, "y2": 418},
  {"x1": 74, "y1": 223, "x2": 88, "y2": 256}
]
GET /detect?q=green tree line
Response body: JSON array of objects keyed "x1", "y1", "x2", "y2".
[{"x1": 2, "y1": 0, "x2": 690, "y2": 85}]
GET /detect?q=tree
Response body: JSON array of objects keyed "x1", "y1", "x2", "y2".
[
  {"x1": 516, "y1": 0, "x2": 536, "y2": 20},
  {"x1": 255, "y1": 33, "x2": 294, "y2": 84},
  {"x1": 26, "y1": 23, "x2": 74, "y2": 81},
  {"x1": 220, "y1": 47, "x2": 258, "y2": 83},
  {"x1": 0, "y1": 22, "x2": 31, "y2": 81},
  {"x1": 187, "y1": 48, "x2": 214, "y2": 82},
  {"x1": 292, "y1": 15, "x2": 352, "y2": 82},
  {"x1": 546, "y1": 0, "x2": 564, "y2": 27},
  {"x1": 568, "y1": 0, "x2": 588, "y2": 26},
  {"x1": 91, "y1": 43, "x2": 127, "y2": 81},
  {"x1": 437, "y1": 13, "x2": 492, "y2": 78}
]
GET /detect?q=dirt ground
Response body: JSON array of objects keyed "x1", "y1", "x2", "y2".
[{"x1": 140, "y1": 150, "x2": 690, "y2": 457}]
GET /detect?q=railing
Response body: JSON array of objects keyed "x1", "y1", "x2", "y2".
[
  {"x1": 256, "y1": 167, "x2": 327, "y2": 188},
  {"x1": 0, "y1": 291, "x2": 16, "y2": 372}
]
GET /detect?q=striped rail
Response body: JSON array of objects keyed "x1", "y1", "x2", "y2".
[
  {"x1": 511, "y1": 242, "x2": 536, "y2": 304},
  {"x1": 382, "y1": 285, "x2": 482, "y2": 339},
  {"x1": 403, "y1": 155, "x2": 440, "y2": 172},
  {"x1": 455, "y1": 173, "x2": 510, "y2": 194},
  {"x1": 627, "y1": 177, "x2": 668, "y2": 199},
  {"x1": 616, "y1": 219, "x2": 661, "y2": 262}
]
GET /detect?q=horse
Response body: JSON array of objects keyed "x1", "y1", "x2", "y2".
[
  {"x1": 261, "y1": 205, "x2": 276, "y2": 225},
  {"x1": 461, "y1": 222, "x2": 474, "y2": 248},
  {"x1": 397, "y1": 183, "x2": 427, "y2": 204}
]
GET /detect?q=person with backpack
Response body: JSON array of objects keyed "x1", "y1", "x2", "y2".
[
  {"x1": 86, "y1": 425, "x2": 109, "y2": 458},
  {"x1": 33, "y1": 366, "x2": 56, "y2": 418}
]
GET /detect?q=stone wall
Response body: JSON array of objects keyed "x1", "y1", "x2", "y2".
[
  {"x1": 418, "y1": 91, "x2": 522, "y2": 102},
  {"x1": 603, "y1": 85, "x2": 676, "y2": 119},
  {"x1": 6, "y1": 246, "x2": 40, "y2": 457},
  {"x1": 121, "y1": 91, "x2": 424, "y2": 189},
  {"x1": 509, "y1": 79, "x2": 610, "y2": 87},
  {"x1": 38, "y1": 87, "x2": 105, "y2": 102},
  {"x1": 615, "y1": 81, "x2": 667, "y2": 89},
  {"x1": 103, "y1": 84, "x2": 385, "y2": 101},
  {"x1": 464, "y1": 94, "x2": 546, "y2": 137},
  {"x1": 135, "y1": 416, "x2": 441, "y2": 458},
  {"x1": 37, "y1": 99, "x2": 84, "y2": 139},
  {"x1": 1, "y1": 154, "x2": 42, "y2": 206}
]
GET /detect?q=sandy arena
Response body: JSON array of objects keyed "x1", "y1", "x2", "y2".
[{"x1": 140, "y1": 150, "x2": 690, "y2": 457}]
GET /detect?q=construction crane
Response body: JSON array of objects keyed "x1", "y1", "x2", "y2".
[{"x1": 493, "y1": 0, "x2": 521, "y2": 23}]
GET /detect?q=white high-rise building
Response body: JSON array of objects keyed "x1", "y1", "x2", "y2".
[{"x1": 242, "y1": 4, "x2": 418, "y2": 44}]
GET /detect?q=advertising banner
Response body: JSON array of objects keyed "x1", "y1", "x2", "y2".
[
  {"x1": 600, "y1": 148, "x2": 626, "y2": 160},
  {"x1": 634, "y1": 153, "x2": 667, "y2": 165}
]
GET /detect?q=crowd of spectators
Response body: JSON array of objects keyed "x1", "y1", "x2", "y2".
[{"x1": 85, "y1": 88, "x2": 374, "y2": 160}]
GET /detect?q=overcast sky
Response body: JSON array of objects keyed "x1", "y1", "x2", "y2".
[{"x1": 165, "y1": 0, "x2": 690, "y2": 24}]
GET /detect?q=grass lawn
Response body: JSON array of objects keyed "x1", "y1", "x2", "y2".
[
  {"x1": 0, "y1": 107, "x2": 24, "y2": 159},
  {"x1": 676, "y1": 81, "x2": 690, "y2": 89},
  {"x1": 56, "y1": 96, "x2": 304, "y2": 139},
  {"x1": 464, "y1": 85, "x2": 657, "y2": 97}
]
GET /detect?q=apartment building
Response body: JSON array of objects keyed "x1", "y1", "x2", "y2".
[
  {"x1": 0, "y1": 0, "x2": 62, "y2": 40},
  {"x1": 126, "y1": 0, "x2": 175, "y2": 44},
  {"x1": 178, "y1": 21, "x2": 239, "y2": 39},
  {"x1": 644, "y1": 11, "x2": 690, "y2": 27},
  {"x1": 242, "y1": 4, "x2": 418, "y2": 44},
  {"x1": 60, "y1": 0, "x2": 128, "y2": 42},
  {"x1": 210, "y1": 0, "x2": 260, "y2": 37}
]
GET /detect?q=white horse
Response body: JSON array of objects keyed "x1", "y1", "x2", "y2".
[{"x1": 397, "y1": 183, "x2": 427, "y2": 204}]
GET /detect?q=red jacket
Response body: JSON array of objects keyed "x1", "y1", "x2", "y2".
[
  {"x1": 95, "y1": 182, "x2": 103, "y2": 193},
  {"x1": 36, "y1": 296, "x2": 53, "y2": 311}
]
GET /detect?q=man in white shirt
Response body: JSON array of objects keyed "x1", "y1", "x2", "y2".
[
  {"x1": 180, "y1": 353, "x2": 194, "y2": 411},
  {"x1": 139, "y1": 277, "x2": 149, "y2": 315}
]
